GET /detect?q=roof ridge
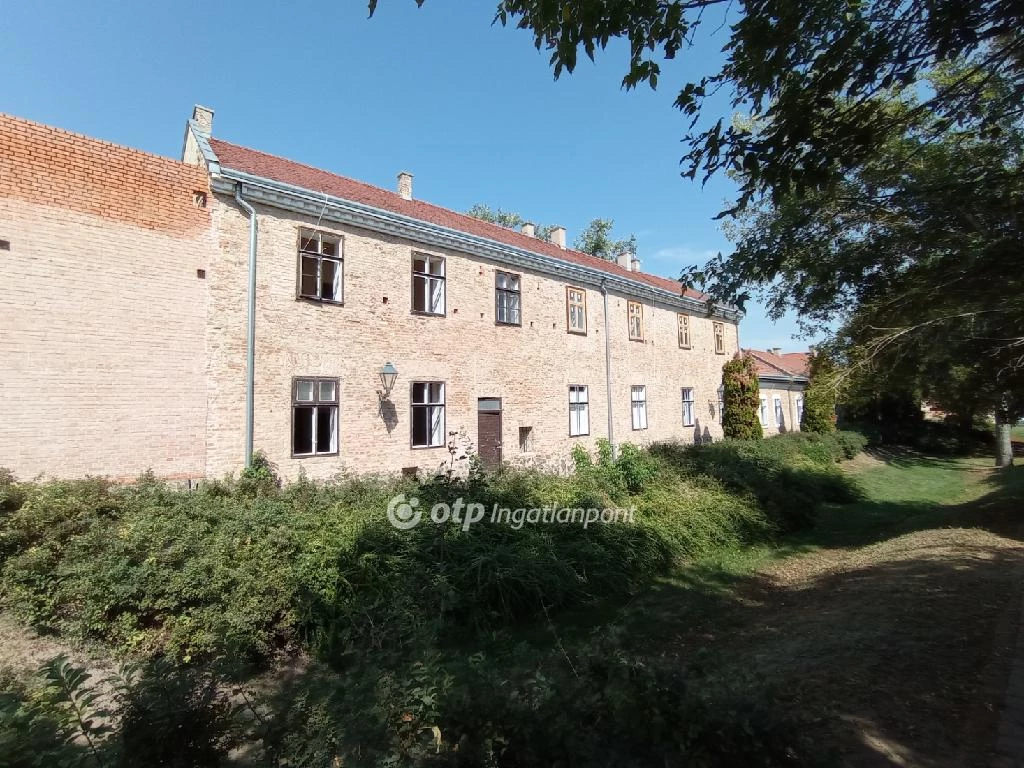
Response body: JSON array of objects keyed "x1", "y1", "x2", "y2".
[{"x1": 207, "y1": 136, "x2": 696, "y2": 298}]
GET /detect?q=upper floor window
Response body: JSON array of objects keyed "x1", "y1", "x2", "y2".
[
  {"x1": 411, "y1": 381, "x2": 446, "y2": 447},
  {"x1": 495, "y1": 271, "x2": 521, "y2": 325},
  {"x1": 677, "y1": 314, "x2": 691, "y2": 349},
  {"x1": 412, "y1": 254, "x2": 445, "y2": 315},
  {"x1": 292, "y1": 377, "x2": 339, "y2": 456},
  {"x1": 298, "y1": 231, "x2": 343, "y2": 303},
  {"x1": 569, "y1": 385, "x2": 590, "y2": 436},
  {"x1": 713, "y1": 321, "x2": 726, "y2": 354},
  {"x1": 566, "y1": 287, "x2": 587, "y2": 334},
  {"x1": 628, "y1": 301, "x2": 644, "y2": 341},
  {"x1": 631, "y1": 385, "x2": 648, "y2": 430},
  {"x1": 681, "y1": 387, "x2": 695, "y2": 427}
]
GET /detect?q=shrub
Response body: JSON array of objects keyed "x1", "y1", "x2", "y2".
[
  {"x1": 721, "y1": 354, "x2": 764, "y2": 440},
  {"x1": 801, "y1": 352, "x2": 838, "y2": 433}
]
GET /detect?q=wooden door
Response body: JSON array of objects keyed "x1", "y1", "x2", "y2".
[{"x1": 477, "y1": 398, "x2": 502, "y2": 468}]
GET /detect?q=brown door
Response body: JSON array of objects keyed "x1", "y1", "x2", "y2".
[{"x1": 477, "y1": 398, "x2": 502, "y2": 468}]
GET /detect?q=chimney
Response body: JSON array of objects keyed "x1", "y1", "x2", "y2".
[
  {"x1": 770, "y1": 347, "x2": 782, "y2": 356},
  {"x1": 191, "y1": 105, "x2": 214, "y2": 135},
  {"x1": 549, "y1": 226, "x2": 567, "y2": 249},
  {"x1": 397, "y1": 171, "x2": 413, "y2": 201},
  {"x1": 615, "y1": 252, "x2": 630, "y2": 269},
  {"x1": 630, "y1": 256, "x2": 641, "y2": 272},
  {"x1": 522, "y1": 222, "x2": 535, "y2": 237}
]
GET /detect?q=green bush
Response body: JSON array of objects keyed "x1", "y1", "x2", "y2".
[{"x1": 722, "y1": 354, "x2": 764, "y2": 440}]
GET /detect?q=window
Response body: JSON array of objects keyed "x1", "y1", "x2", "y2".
[
  {"x1": 718, "y1": 385, "x2": 725, "y2": 424},
  {"x1": 519, "y1": 426, "x2": 534, "y2": 452},
  {"x1": 677, "y1": 314, "x2": 691, "y2": 349},
  {"x1": 298, "y1": 230, "x2": 343, "y2": 303},
  {"x1": 713, "y1": 321, "x2": 726, "y2": 354},
  {"x1": 569, "y1": 385, "x2": 590, "y2": 436},
  {"x1": 681, "y1": 388, "x2": 695, "y2": 427},
  {"x1": 566, "y1": 287, "x2": 587, "y2": 334},
  {"x1": 292, "y1": 378, "x2": 338, "y2": 456},
  {"x1": 411, "y1": 382, "x2": 445, "y2": 447},
  {"x1": 495, "y1": 271, "x2": 522, "y2": 325},
  {"x1": 628, "y1": 301, "x2": 644, "y2": 341},
  {"x1": 760, "y1": 397, "x2": 769, "y2": 426},
  {"x1": 412, "y1": 254, "x2": 445, "y2": 315},
  {"x1": 774, "y1": 396, "x2": 784, "y2": 427},
  {"x1": 796, "y1": 396, "x2": 804, "y2": 425},
  {"x1": 631, "y1": 385, "x2": 648, "y2": 430}
]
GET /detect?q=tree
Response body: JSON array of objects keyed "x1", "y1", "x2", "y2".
[
  {"x1": 371, "y1": 0, "x2": 1024, "y2": 213},
  {"x1": 466, "y1": 203, "x2": 555, "y2": 240},
  {"x1": 801, "y1": 352, "x2": 837, "y2": 434},
  {"x1": 573, "y1": 218, "x2": 637, "y2": 260},
  {"x1": 721, "y1": 354, "x2": 762, "y2": 440}
]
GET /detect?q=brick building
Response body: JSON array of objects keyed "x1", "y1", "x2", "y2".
[
  {"x1": 744, "y1": 349, "x2": 810, "y2": 434},
  {"x1": 0, "y1": 107, "x2": 742, "y2": 481}
]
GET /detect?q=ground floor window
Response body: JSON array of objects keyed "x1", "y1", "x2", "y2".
[
  {"x1": 569, "y1": 385, "x2": 590, "y2": 436},
  {"x1": 774, "y1": 396, "x2": 784, "y2": 427},
  {"x1": 631, "y1": 385, "x2": 648, "y2": 430},
  {"x1": 796, "y1": 396, "x2": 804, "y2": 425},
  {"x1": 760, "y1": 397, "x2": 768, "y2": 426},
  {"x1": 292, "y1": 378, "x2": 339, "y2": 456},
  {"x1": 412, "y1": 382, "x2": 446, "y2": 447},
  {"x1": 718, "y1": 386, "x2": 725, "y2": 424},
  {"x1": 681, "y1": 387, "x2": 695, "y2": 427}
]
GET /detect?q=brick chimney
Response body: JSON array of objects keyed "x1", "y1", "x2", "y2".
[
  {"x1": 630, "y1": 256, "x2": 641, "y2": 272},
  {"x1": 522, "y1": 222, "x2": 535, "y2": 237},
  {"x1": 397, "y1": 171, "x2": 413, "y2": 201},
  {"x1": 191, "y1": 105, "x2": 214, "y2": 134},
  {"x1": 549, "y1": 226, "x2": 566, "y2": 249}
]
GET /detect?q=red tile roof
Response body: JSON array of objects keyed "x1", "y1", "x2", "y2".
[
  {"x1": 744, "y1": 349, "x2": 810, "y2": 378},
  {"x1": 208, "y1": 137, "x2": 708, "y2": 302}
]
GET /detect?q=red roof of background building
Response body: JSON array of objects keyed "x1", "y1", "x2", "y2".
[
  {"x1": 743, "y1": 349, "x2": 810, "y2": 378},
  {"x1": 208, "y1": 137, "x2": 708, "y2": 302}
]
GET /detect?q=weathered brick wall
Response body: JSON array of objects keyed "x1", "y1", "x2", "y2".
[
  {"x1": 205, "y1": 196, "x2": 740, "y2": 481},
  {"x1": 0, "y1": 114, "x2": 211, "y2": 480},
  {"x1": 758, "y1": 382, "x2": 806, "y2": 435}
]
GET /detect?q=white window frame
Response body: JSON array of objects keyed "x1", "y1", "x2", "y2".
[
  {"x1": 681, "y1": 387, "x2": 695, "y2": 427},
  {"x1": 569, "y1": 385, "x2": 590, "y2": 436},
  {"x1": 760, "y1": 396, "x2": 769, "y2": 426},
  {"x1": 631, "y1": 385, "x2": 648, "y2": 430},
  {"x1": 411, "y1": 381, "x2": 446, "y2": 448},
  {"x1": 718, "y1": 385, "x2": 725, "y2": 424},
  {"x1": 298, "y1": 230, "x2": 343, "y2": 303},
  {"x1": 412, "y1": 254, "x2": 446, "y2": 315},
  {"x1": 796, "y1": 396, "x2": 804, "y2": 425},
  {"x1": 774, "y1": 396, "x2": 784, "y2": 427},
  {"x1": 292, "y1": 377, "x2": 339, "y2": 457},
  {"x1": 495, "y1": 270, "x2": 522, "y2": 325}
]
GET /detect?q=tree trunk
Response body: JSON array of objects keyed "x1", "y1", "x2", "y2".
[{"x1": 994, "y1": 411, "x2": 1014, "y2": 468}]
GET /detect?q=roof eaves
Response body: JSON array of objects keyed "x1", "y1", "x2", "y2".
[{"x1": 211, "y1": 165, "x2": 743, "y2": 321}]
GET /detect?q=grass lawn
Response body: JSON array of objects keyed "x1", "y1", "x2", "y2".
[{"x1": 603, "y1": 451, "x2": 1024, "y2": 767}]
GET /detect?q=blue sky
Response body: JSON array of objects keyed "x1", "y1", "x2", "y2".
[{"x1": 1, "y1": 0, "x2": 807, "y2": 350}]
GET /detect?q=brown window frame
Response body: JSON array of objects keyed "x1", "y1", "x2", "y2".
[
  {"x1": 495, "y1": 270, "x2": 522, "y2": 326},
  {"x1": 627, "y1": 301, "x2": 644, "y2": 341},
  {"x1": 410, "y1": 380, "x2": 446, "y2": 449},
  {"x1": 677, "y1": 313, "x2": 691, "y2": 349},
  {"x1": 411, "y1": 253, "x2": 446, "y2": 316},
  {"x1": 291, "y1": 376, "x2": 340, "y2": 458},
  {"x1": 566, "y1": 286, "x2": 587, "y2": 335},
  {"x1": 713, "y1": 321, "x2": 726, "y2": 354},
  {"x1": 297, "y1": 230, "x2": 344, "y2": 305}
]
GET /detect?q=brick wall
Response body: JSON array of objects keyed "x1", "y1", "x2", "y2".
[
  {"x1": 205, "y1": 196, "x2": 740, "y2": 481},
  {"x1": 0, "y1": 115, "x2": 211, "y2": 480}
]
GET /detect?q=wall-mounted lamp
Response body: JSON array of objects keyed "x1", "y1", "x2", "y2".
[{"x1": 377, "y1": 362, "x2": 399, "y2": 400}]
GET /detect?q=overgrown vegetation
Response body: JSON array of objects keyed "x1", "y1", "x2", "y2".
[
  {"x1": 721, "y1": 354, "x2": 763, "y2": 440},
  {"x1": 0, "y1": 432, "x2": 864, "y2": 766}
]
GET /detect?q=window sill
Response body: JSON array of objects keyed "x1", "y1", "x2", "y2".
[
  {"x1": 567, "y1": 329, "x2": 588, "y2": 336},
  {"x1": 495, "y1": 321, "x2": 522, "y2": 327},
  {"x1": 411, "y1": 310, "x2": 446, "y2": 318},
  {"x1": 629, "y1": 337, "x2": 645, "y2": 343},
  {"x1": 291, "y1": 451, "x2": 340, "y2": 459},
  {"x1": 410, "y1": 444, "x2": 446, "y2": 450},
  {"x1": 297, "y1": 296, "x2": 344, "y2": 307},
  {"x1": 569, "y1": 433, "x2": 590, "y2": 438},
  {"x1": 679, "y1": 345, "x2": 692, "y2": 350}
]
